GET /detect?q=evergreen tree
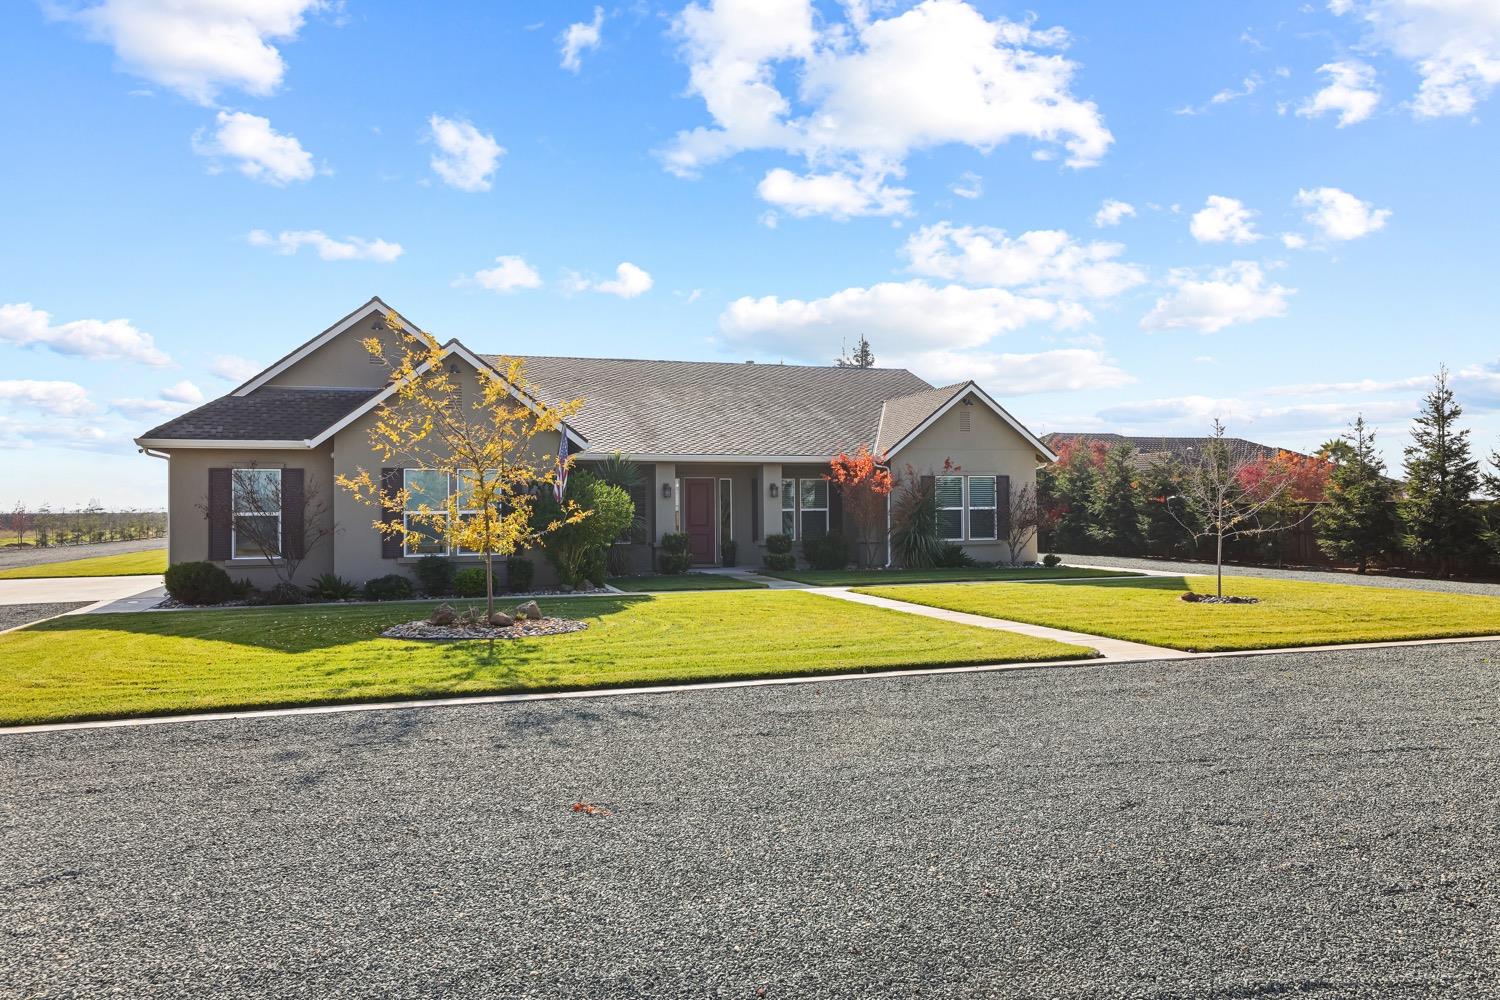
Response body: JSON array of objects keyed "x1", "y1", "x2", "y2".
[
  {"x1": 1088, "y1": 443, "x2": 1145, "y2": 553},
  {"x1": 1399, "y1": 367, "x2": 1485, "y2": 576},
  {"x1": 836, "y1": 336, "x2": 876, "y2": 368},
  {"x1": 1139, "y1": 455, "x2": 1192, "y2": 557},
  {"x1": 1314, "y1": 415, "x2": 1397, "y2": 573},
  {"x1": 1045, "y1": 439, "x2": 1103, "y2": 553}
]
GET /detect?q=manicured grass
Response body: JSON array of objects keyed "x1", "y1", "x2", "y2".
[
  {"x1": 0, "y1": 549, "x2": 167, "y2": 579},
  {"x1": 766, "y1": 566, "x2": 1134, "y2": 587},
  {"x1": 856, "y1": 575, "x2": 1500, "y2": 652},
  {"x1": 607, "y1": 573, "x2": 766, "y2": 592},
  {"x1": 0, "y1": 591, "x2": 1092, "y2": 726}
]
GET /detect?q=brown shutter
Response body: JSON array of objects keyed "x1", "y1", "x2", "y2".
[
  {"x1": 750, "y1": 478, "x2": 760, "y2": 542},
  {"x1": 997, "y1": 474, "x2": 1011, "y2": 538},
  {"x1": 828, "y1": 482, "x2": 843, "y2": 535},
  {"x1": 380, "y1": 468, "x2": 403, "y2": 559},
  {"x1": 208, "y1": 468, "x2": 232, "y2": 561},
  {"x1": 281, "y1": 468, "x2": 305, "y2": 559}
]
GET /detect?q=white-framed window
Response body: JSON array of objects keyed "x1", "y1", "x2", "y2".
[
  {"x1": 453, "y1": 468, "x2": 484, "y2": 556},
  {"x1": 231, "y1": 468, "x2": 281, "y2": 559},
  {"x1": 781, "y1": 478, "x2": 795, "y2": 537},
  {"x1": 798, "y1": 478, "x2": 828, "y2": 540},
  {"x1": 402, "y1": 469, "x2": 449, "y2": 556},
  {"x1": 935, "y1": 475, "x2": 965, "y2": 541},
  {"x1": 719, "y1": 478, "x2": 733, "y2": 545},
  {"x1": 968, "y1": 475, "x2": 998, "y2": 540}
]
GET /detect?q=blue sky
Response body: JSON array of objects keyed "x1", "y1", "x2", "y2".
[{"x1": 2, "y1": 0, "x2": 1499, "y2": 508}]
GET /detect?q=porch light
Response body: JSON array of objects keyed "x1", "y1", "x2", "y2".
[
  {"x1": 768, "y1": 482, "x2": 779, "y2": 498},
  {"x1": 662, "y1": 482, "x2": 673, "y2": 499}
]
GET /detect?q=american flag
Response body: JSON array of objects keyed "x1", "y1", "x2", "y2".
[{"x1": 554, "y1": 431, "x2": 569, "y2": 502}]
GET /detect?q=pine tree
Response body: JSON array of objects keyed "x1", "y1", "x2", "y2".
[
  {"x1": 836, "y1": 335, "x2": 876, "y2": 368},
  {"x1": 1314, "y1": 415, "x2": 1397, "y2": 573},
  {"x1": 1399, "y1": 366, "x2": 1484, "y2": 577},
  {"x1": 1088, "y1": 443, "x2": 1144, "y2": 554},
  {"x1": 1140, "y1": 455, "x2": 1192, "y2": 557}
]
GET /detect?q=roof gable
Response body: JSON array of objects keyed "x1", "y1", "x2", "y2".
[
  {"x1": 882, "y1": 382, "x2": 1058, "y2": 463},
  {"x1": 232, "y1": 296, "x2": 419, "y2": 396}
]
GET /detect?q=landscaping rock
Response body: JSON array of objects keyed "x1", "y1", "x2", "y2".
[
  {"x1": 487, "y1": 611, "x2": 514, "y2": 627},
  {"x1": 1180, "y1": 592, "x2": 1260, "y2": 605},
  {"x1": 427, "y1": 604, "x2": 456, "y2": 625},
  {"x1": 514, "y1": 600, "x2": 542, "y2": 621},
  {"x1": 382, "y1": 617, "x2": 588, "y2": 641}
]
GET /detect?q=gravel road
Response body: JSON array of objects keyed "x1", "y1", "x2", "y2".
[
  {"x1": 0, "y1": 537, "x2": 165, "y2": 571},
  {"x1": 3, "y1": 643, "x2": 1498, "y2": 998},
  {"x1": 1060, "y1": 552, "x2": 1500, "y2": 598}
]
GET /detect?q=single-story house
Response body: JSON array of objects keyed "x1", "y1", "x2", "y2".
[{"x1": 136, "y1": 297, "x2": 1057, "y2": 587}]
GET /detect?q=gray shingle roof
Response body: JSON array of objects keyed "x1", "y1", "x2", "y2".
[
  {"x1": 1042, "y1": 433, "x2": 1305, "y2": 466},
  {"x1": 506, "y1": 356, "x2": 933, "y2": 457},
  {"x1": 139, "y1": 387, "x2": 380, "y2": 441},
  {"x1": 874, "y1": 383, "x2": 966, "y2": 454}
]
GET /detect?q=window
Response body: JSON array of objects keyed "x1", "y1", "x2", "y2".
[
  {"x1": 798, "y1": 478, "x2": 828, "y2": 540},
  {"x1": 968, "y1": 475, "x2": 997, "y2": 540},
  {"x1": 231, "y1": 468, "x2": 281, "y2": 559},
  {"x1": 781, "y1": 478, "x2": 795, "y2": 536},
  {"x1": 936, "y1": 475, "x2": 964, "y2": 541},
  {"x1": 618, "y1": 481, "x2": 650, "y2": 544},
  {"x1": 403, "y1": 469, "x2": 449, "y2": 556},
  {"x1": 719, "y1": 478, "x2": 733, "y2": 545},
  {"x1": 453, "y1": 468, "x2": 483, "y2": 555}
]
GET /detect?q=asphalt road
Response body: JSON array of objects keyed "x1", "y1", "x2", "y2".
[
  {"x1": 0, "y1": 537, "x2": 165, "y2": 571},
  {"x1": 3, "y1": 643, "x2": 1498, "y2": 998},
  {"x1": 1060, "y1": 552, "x2": 1500, "y2": 598}
]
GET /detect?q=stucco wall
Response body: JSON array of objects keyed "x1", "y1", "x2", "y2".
[
  {"x1": 164, "y1": 445, "x2": 336, "y2": 587},
  {"x1": 265, "y1": 315, "x2": 405, "y2": 390}
]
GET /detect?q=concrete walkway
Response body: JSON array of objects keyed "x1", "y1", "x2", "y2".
[
  {"x1": 820, "y1": 586, "x2": 1189, "y2": 660},
  {"x1": 0, "y1": 574, "x2": 164, "y2": 609}
]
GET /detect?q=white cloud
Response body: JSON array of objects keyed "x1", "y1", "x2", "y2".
[
  {"x1": 1093, "y1": 199, "x2": 1136, "y2": 228},
  {"x1": 428, "y1": 115, "x2": 504, "y2": 192},
  {"x1": 247, "y1": 229, "x2": 404, "y2": 262},
  {"x1": 460, "y1": 255, "x2": 544, "y2": 293},
  {"x1": 159, "y1": 379, "x2": 204, "y2": 404},
  {"x1": 210, "y1": 354, "x2": 262, "y2": 382},
  {"x1": 0, "y1": 380, "x2": 96, "y2": 417},
  {"x1": 949, "y1": 171, "x2": 983, "y2": 199},
  {"x1": 113, "y1": 379, "x2": 205, "y2": 417},
  {"x1": 1281, "y1": 232, "x2": 1309, "y2": 249},
  {"x1": 50, "y1": 0, "x2": 325, "y2": 104},
  {"x1": 193, "y1": 111, "x2": 316, "y2": 185},
  {"x1": 0, "y1": 302, "x2": 172, "y2": 367},
  {"x1": 560, "y1": 6, "x2": 604, "y2": 72},
  {"x1": 1297, "y1": 60, "x2": 1381, "y2": 126},
  {"x1": 1295, "y1": 186, "x2": 1392, "y2": 241},
  {"x1": 1140, "y1": 261, "x2": 1293, "y2": 334},
  {"x1": 1189, "y1": 195, "x2": 1261, "y2": 244},
  {"x1": 719, "y1": 280, "x2": 1089, "y2": 360},
  {"x1": 1177, "y1": 74, "x2": 1262, "y2": 115},
  {"x1": 889, "y1": 347, "x2": 1135, "y2": 394},
  {"x1": 1331, "y1": 0, "x2": 1500, "y2": 117},
  {"x1": 665, "y1": 0, "x2": 1112, "y2": 214},
  {"x1": 756, "y1": 167, "x2": 912, "y2": 218},
  {"x1": 903, "y1": 222, "x2": 1147, "y2": 300},
  {"x1": 593, "y1": 262, "x2": 654, "y2": 298}
]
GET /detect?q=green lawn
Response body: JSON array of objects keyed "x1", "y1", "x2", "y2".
[
  {"x1": 0, "y1": 549, "x2": 167, "y2": 579},
  {"x1": 856, "y1": 575, "x2": 1500, "y2": 652},
  {"x1": 607, "y1": 573, "x2": 766, "y2": 592},
  {"x1": 766, "y1": 566, "x2": 1133, "y2": 587},
  {"x1": 0, "y1": 591, "x2": 1092, "y2": 726}
]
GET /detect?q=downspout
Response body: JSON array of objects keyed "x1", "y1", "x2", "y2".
[{"x1": 884, "y1": 489, "x2": 893, "y2": 568}]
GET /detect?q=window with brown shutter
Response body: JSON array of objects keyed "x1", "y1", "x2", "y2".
[
  {"x1": 207, "y1": 468, "x2": 232, "y2": 561},
  {"x1": 380, "y1": 468, "x2": 403, "y2": 559}
]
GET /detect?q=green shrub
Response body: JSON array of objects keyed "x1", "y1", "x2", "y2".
[
  {"x1": 262, "y1": 581, "x2": 306, "y2": 605},
  {"x1": 891, "y1": 477, "x2": 941, "y2": 569},
  {"x1": 453, "y1": 567, "x2": 487, "y2": 598},
  {"x1": 802, "y1": 532, "x2": 849, "y2": 570},
  {"x1": 1042, "y1": 553, "x2": 1062, "y2": 567},
  {"x1": 659, "y1": 532, "x2": 694, "y2": 574},
  {"x1": 506, "y1": 557, "x2": 535, "y2": 592},
  {"x1": 764, "y1": 533, "x2": 792, "y2": 555},
  {"x1": 362, "y1": 574, "x2": 414, "y2": 601},
  {"x1": 413, "y1": 555, "x2": 455, "y2": 597},
  {"x1": 935, "y1": 542, "x2": 976, "y2": 568},
  {"x1": 764, "y1": 553, "x2": 797, "y2": 571},
  {"x1": 308, "y1": 573, "x2": 358, "y2": 601},
  {"x1": 164, "y1": 561, "x2": 235, "y2": 605},
  {"x1": 535, "y1": 471, "x2": 636, "y2": 587}
]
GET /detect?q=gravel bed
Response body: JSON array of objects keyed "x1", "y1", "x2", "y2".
[
  {"x1": 1060, "y1": 551, "x2": 1500, "y2": 597},
  {"x1": 0, "y1": 602, "x2": 87, "y2": 631},
  {"x1": 3, "y1": 642, "x2": 1498, "y2": 997},
  {"x1": 381, "y1": 616, "x2": 588, "y2": 640},
  {"x1": 0, "y1": 538, "x2": 164, "y2": 570}
]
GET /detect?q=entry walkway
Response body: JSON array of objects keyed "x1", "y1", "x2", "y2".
[{"x1": 0, "y1": 574, "x2": 164, "y2": 609}]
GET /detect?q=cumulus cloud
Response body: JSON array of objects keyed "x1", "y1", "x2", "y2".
[
  {"x1": 193, "y1": 111, "x2": 316, "y2": 185},
  {"x1": 247, "y1": 229, "x2": 404, "y2": 262},
  {"x1": 49, "y1": 0, "x2": 325, "y2": 104},
  {"x1": 756, "y1": 167, "x2": 913, "y2": 218},
  {"x1": 560, "y1": 6, "x2": 604, "y2": 72},
  {"x1": 592, "y1": 262, "x2": 654, "y2": 298},
  {"x1": 888, "y1": 347, "x2": 1135, "y2": 394},
  {"x1": 459, "y1": 255, "x2": 544, "y2": 294},
  {"x1": 665, "y1": 0, "x2": 1112, "y2": 216},
  {"x1": 0, "y1": 380, "x2": 96, "y2": 417},
  {"x1": 1140, "y1": 262, "x2": 1293, "y2": 334},
  {"x1": 1295, "y1": 186, "x2": 1392, "y2": 241},
  {"x1": 903, "y1": 223, "x2": 1147, "y2": 300},
  {"x1": 1330, "y1": 0, "x2": 1500, "y2": 118},
  {"x1": 210, "y1": 354, "x2": 262, "y2": 382},
  {"x1": 1093, "y1": 199, "x2": 1136, "y2": 227},
  {"x1": 428, "y1": 115, "x2": 504, "y2": 192},
  {"x1": 1297, "y1": 60, "x2": 1381, "y2": 126},
  {"x1": 0, "y1": 302, "x2": 172, "y2": 367},
  {"x1": 1189, "y1": 195, "x2": 1261, "y2": 244}
]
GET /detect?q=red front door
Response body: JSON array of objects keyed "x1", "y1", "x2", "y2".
[{"x1": 684, "y1": 478, "x2": 716, "y2": 565}]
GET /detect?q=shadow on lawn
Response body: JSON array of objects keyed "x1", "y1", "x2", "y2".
[{"x1": 25, "y1": 595, "x2": 652, "y2": 653}]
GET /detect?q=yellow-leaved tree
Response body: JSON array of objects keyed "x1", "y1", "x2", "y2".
[{"x1": 336, "y1": 313, "x2": 587, "y2": 619}]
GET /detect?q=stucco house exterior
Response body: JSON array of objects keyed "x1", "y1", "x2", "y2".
[{"x1": 135, "y1": 297, "x2": 1057, "y2": 587}]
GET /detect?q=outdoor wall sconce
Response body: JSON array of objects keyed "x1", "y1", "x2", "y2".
[
  {"x1": 768, "y1": 482, "x2": 779, "y2": 498},
  {"x1": 662, "y1": 482, "x2": 673, "y2": 499}
]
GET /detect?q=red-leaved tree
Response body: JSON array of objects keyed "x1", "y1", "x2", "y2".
[{"x1": 827, "y1": 444, "x2": 895, "y2": 568}]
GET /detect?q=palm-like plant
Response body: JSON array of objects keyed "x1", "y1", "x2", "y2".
[{"x1": 598, "y1": 452, "x2": 645, "y2": 575}]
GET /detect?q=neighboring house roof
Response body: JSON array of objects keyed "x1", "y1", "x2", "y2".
[
  {"x1": 508, "y1": 355, "x2": 933, "y2": 459},
  {"x1": 1042, "y1": 432, "x2": 1307, "y2": 466},
  {"x1": 875, "y1": 383, "x2": 966, "y2": 455},
  {"x1": 138, "y1": 387, "x2": 380, "y2": 444}
]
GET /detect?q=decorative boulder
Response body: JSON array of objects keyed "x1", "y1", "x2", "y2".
[
  {"x1": 487, "y1": 611, "x2": 515, "y2": 627},
  {"x1": 514, "y1": 600, "x2": 542, "y2": 621},
  {"x1": 558, "y1": 583, "x2": 575, "y2": 594},
  {"x1": 427, "y1": 604, "x2": 456, "y2": 626}
]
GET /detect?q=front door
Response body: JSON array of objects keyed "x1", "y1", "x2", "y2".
[{"x1": 684, "y1": 478, "x2": 716, "y2": 565}]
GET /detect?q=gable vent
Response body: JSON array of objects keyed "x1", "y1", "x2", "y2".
[{"x1": 959, "y1": 409, "x2": 971, "y2": 432}]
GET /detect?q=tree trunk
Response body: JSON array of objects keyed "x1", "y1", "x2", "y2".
[{"x1": 1216, "y1": 531, "x2": 1224, "y2": 598}]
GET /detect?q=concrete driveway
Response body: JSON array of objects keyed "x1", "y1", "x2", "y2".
[{"x1": 0, "y1": 576, "x2": 165, "y2": 630}]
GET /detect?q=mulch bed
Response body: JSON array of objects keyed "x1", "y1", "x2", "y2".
[
  {"x1": 1180, "y1": 593, "x2": 1260, "y2": 605},
  {"x1": 381, "y1": 617, "x2": 589, "y2": 641}
]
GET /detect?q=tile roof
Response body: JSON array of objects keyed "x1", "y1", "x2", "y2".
[
  {"x1": 1042, "y1": 432, "x2": 1304, "y2": 465},
  {"x1": 505, "y1": 355, "x2": 934, "y2": 457},
  {"x1": 139, "y1": 387, "x2": 380, "y2": 441},
  {"x1": 874, "y1": 383, "x2": 967, "y2": 455}
]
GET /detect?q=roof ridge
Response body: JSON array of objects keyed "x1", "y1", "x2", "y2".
[{"x1": 488, "y1": 352, "x2": 921, "y2": 374}]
